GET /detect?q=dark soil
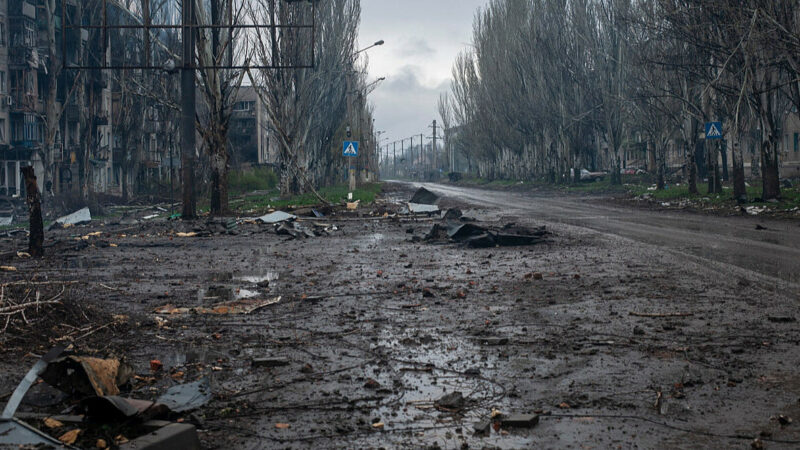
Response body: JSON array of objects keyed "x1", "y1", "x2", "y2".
[{"x1": 1, "y1": 182, "x2": 799, "y2": 449}]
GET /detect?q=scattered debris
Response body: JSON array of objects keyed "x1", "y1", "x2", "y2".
[
  {"x1": 2, "y1": 346, "x2": 65, "y2": 419},
  {"x1": 155, "y1": 296, "x2": 281, "y2": 315},
  {"x1": 157, "y1": 379, "x2": 212, "y2": 413},
  {"x1": 435, "y1": 391, "x2": 466, "y2": 411},
  {"x1": 275, "y1": 423, "x2": 291, "y2": 430},
  {"x1": 176, "y1": 232, "x2": 199, "y2": 238},
  {"x1": 407, "y1": 203, "x2": 440, "y2": 214},
  {"x1": 41, "y1": 356, "x2": 134, "y2": 397},
  {"x1": 256, "y1": 211, "x2": 297, "y2": 224},
  {"x1": 347, "y1": 200, "x2": 360, "y2": 210},
  {"x1": 500, "y1": 414, "x2": 540, "y2": 428},
  {"x1": 54, "y1": 207, "x2": 92, "y2": 228},
  {"x1": 410, "y1": 187, "x2": 440, "y2": 205},
  {"x1": 425, "y1": 222, "x2": 548, "y2": 248}
]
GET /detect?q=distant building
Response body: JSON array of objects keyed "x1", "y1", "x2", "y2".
[{"x1": 229, "y1": 86, "x2": 277, "y2": 169}]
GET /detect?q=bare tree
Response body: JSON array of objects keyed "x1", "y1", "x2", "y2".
[{"x1": 247, "y1": 0, "x2": 362, "y2": 196}]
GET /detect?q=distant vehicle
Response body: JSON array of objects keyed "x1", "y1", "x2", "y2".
[
  {"x1": 622, "y1": 168, "x2": 646, "y2": 175},
  {"x1": 580, "y1": 169, "x2": 607, "y2": 181}
]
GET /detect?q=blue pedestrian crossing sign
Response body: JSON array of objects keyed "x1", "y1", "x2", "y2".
[
  {"x1": 705, "y1": 122, "x2": 723, "y2": 140},
  {"x1": 343, "y1": 141, "x2": 359, "y2": 157}
]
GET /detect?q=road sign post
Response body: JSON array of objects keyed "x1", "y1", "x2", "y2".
[
  {"x1": 343, "y1": 141, "x2": 359, "y2": 192},
  {"x1": 705, "y1": 122, "x2": 723, "y2": 140}
]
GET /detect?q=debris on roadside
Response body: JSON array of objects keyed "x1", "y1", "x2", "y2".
[
  {"x1": 424, "y1": 222, "x2": 548, "y2": 248},
  {"x1": 410, "y1": 187, "x2": 440, "y2": 205},
  {"x1": 41, "y1": 356, "x2": 134, "y2": 397},
  {"x1": 156, "y1": 379, "x2": 212, "y2": 413},
  {"x1": 256, "y1": 211, "x2": 297, "y2": 224},
  {"x1": 408, "y1": 203, "x2": 440, "y2": 214},
  {"x1": 50, "y1": 207, "x2": 92, "y2": 229},
  {"x1": 500, "y1": 413, "x2": 540, "y2": 428},
  {"x1": 435, "y1": 391, "x2": 466, "y2": 411}
]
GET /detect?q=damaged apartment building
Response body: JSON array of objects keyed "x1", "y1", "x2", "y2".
[{"x1": 0, "y1": 0, "x2": 112, "y2": 197}]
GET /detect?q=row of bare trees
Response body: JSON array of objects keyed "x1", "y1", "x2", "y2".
[
  {"x1": 36, "y1": 0, "x2": 369, "y2": 216},
  {"x1": 443, "y1": 0, "x2": 800, "y2": 200}
]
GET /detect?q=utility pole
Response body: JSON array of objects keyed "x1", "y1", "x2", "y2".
[
  {"x1": 181, "y1": 0, "x2": 197, "y2": 219},
  {"x1": 393, "y1": 142, "x2": 397, "y2": 177},
  {"x1": 432, "y1": 120, "x2": 438, "y2": 175},
  {"x1": 409, "y1": 136, "x2": 414, "y2": 179},
  {"x1": 420, "y1": 133, "x2": 424, "y2": 177},
  {"x1": 401, "y1": 139, "x2": 405, "y2": 178}
]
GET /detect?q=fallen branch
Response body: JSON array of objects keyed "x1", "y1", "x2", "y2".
[
  {"x1": 0, "y1": 299, "x2": 62, "y2": 315},
  {"x1": 629, "y1": 312, "x2": 694, "y2": 318}
]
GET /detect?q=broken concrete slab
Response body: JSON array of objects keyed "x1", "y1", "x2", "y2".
[
  {"x1": 256, "y1": 211, "x2": 297, "y2": 224},
  {"x1": 157, "y1": 379, "x2": 212, "y2": 413},
  {"x1": 55, "y1": 207, "x2": 92, "y2": 227},
  {"x1": 408, "y1": 203, "x2": 440, "y2": 214},
  {"x1": 501, "y1": 413, "x2": 539, "y2": 428},
  {"x1": 410, "y1": 187, "x2": 440, "y2": 205},
  {"x1": 0, "y1": 215, "x2": 12, "y2": 226}
]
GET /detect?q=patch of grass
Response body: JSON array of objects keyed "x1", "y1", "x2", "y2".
[
  {"x1": 230, "y1": 183, "x2": 384, "y2": 214},
  {"x1": 630, "y1": 182, "x2": 800, "y2": 210},
  {"x1": 229, "y1": 167, "x2": 279, "y2": 196}
]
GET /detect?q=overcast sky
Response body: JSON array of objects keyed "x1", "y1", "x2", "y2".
[{"x1": 359, "y1": 0, "x2": 489, "y2": 147}]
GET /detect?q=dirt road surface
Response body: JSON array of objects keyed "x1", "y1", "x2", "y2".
[{"x1": 1, "y1": 182, "x2": 799, "y2": 449}]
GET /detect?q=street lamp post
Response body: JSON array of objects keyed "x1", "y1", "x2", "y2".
[{"x1": 346, "y1": 40, "x2": 384, "y2": 194}]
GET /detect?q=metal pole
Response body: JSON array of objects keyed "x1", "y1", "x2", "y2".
[
  {"x1": 432, "y1": 120, "x2": 438, "y2": 175},
  {"x1": 181, "y1": 0, "x2": 197, "y2": 219},
  {"x1": 420, "y1": 133, "x2": 424, "y2": 179}
]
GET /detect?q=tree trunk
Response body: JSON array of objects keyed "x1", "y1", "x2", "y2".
[
  {"x1": 761, "y1": 138, "x2": 781, "y2": 200},
  {"x1": 731, "y1": 141, "x2": 746, "y2": 203},
  {"x1": 210, "y1": 142, "x2": 229, "y2": 216},
  {"x1": 687, "y1": 142, "x2": 698, "y2": 194},
  {"x1": 21, "y1": 167, "x2": 44, "y2": 258}
]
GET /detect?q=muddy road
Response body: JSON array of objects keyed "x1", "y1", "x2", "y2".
[
  {"x1": 1, "y1": 182, "x2": 800, "y2": 449},
  {"x1": 415, "y1": 182, "x2": 800, "y2": 287}
]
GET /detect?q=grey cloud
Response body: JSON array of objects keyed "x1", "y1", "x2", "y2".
[
  {"x1": 397, "y1": 37, "x2": 436, "y2": 58},
  {"x1": 372, "y1": 65, "x2": 449, "y2": 141}
]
